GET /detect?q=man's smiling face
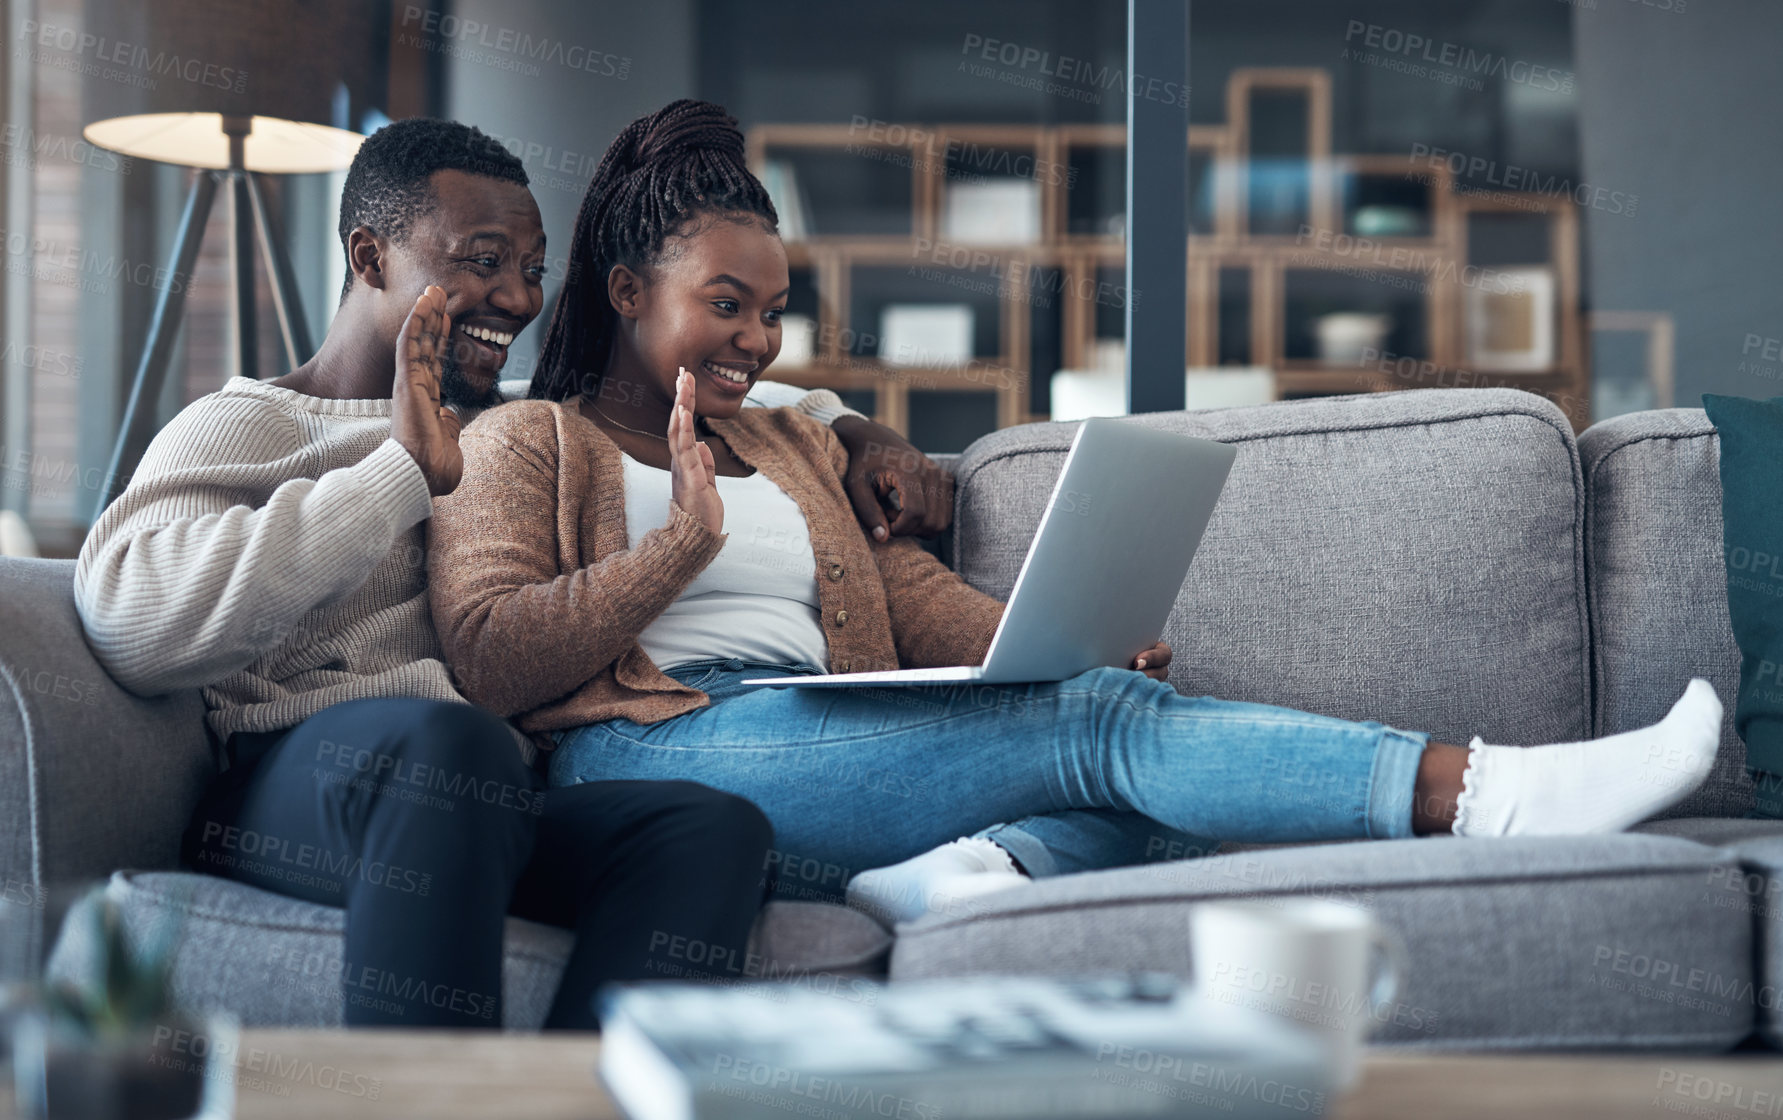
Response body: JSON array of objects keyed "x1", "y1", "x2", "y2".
[{"x1": 390, "y1": 169, "x2": 547, "y2": 410}]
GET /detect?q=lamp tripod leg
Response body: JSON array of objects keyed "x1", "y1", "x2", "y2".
[
  {"x1": 247, "y1": 172, "x2": 314, "y2": 372},
  {"x1": 227, "y1": 169, "x2": 257, "y2": 382},
  {"x1": 94, "y1": 170, "x2": 219, "y2": 518}
]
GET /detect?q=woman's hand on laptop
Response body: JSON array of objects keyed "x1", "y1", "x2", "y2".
[
  {"x1": 669, "y1": 368, "x2": 724, "y2": 535},
  {"x1": 1131, "y1": 641, "x2": 1173, "y2": 682}
]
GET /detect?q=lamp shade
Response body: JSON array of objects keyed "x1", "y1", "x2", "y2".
[{"x1": 79, "y1": 0, "x2": 382, "y2": 172}]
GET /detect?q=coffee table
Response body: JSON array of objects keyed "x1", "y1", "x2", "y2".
[
  {"x1": 6, "y1": 1031, "x2": 1780, "y2": 1118},
  {"x1": 203, "y1": 1032, "x2": 1783, "y2": 1119}
]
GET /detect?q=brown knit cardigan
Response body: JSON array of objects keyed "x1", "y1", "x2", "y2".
[{"x1": 426, "y1": 398, "x2": 1007, "y2": 734}]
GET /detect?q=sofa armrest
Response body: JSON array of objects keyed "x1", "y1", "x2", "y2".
[
  {"x1": 0, "y1": 558, "x2": 214, "y2": 896},
  {"x1": 1577, "y1": 408, "x2": 1748, "y2": 818}
]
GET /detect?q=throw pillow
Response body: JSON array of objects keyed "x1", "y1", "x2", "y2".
[{"x1": 1703, "y1": 393, "x2": 1783, "y2": 817}]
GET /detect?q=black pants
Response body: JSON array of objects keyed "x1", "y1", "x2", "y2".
[{"x1": 181, "y1": 698, "x2": 773, "y2": 1030}]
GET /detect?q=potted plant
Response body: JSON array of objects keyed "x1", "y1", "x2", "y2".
[{"x1": 11, "y1": 888, "x2": 223, "y2": 1120}]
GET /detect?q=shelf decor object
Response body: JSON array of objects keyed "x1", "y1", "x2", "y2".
[
  {"x1": 759, "y1": 159, "x2": 813, "y2": 240},
  {"x1": 747, "y1": 65, "x2": 1589, "y2": 443},
  {"x1": 1315, "y1": 313, "x2": 1393, "y2": 366},
  {"x1": 777, "y1": 313, "x2": 817, "y2": 368},
  {"x1": 1187, "y1": 366, "x2": 1276, "y2": 409},
  {"x1": 1049, "y1": 367, "x2": 1126, "y2": 422},
  {"x1": 1051, "y1": 364, "x2": 1276, "y2": 422},
  {"x1": 1587, "y1": 310, "x2": 1675, "y2": 413},
  {"x1": 1465, "y1": 267, "x2": 1556, "y2": 372},
  {"x1": 82, "y1": 0, "x2": 380, "y2": 514},
  {"x1": 879, "y1": 304, "x2": 975, "y2": 367},
  {"x1": 1351, "y1": 205, "x2": 1423, "y2": 237},
  {"x1": 941, "y1": 178, "x2": 1042, "y2": 244}
]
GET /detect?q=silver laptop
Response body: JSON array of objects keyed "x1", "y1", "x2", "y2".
[{"x1": 743, "y1": 417, "x2": 1237, "y2": 689}]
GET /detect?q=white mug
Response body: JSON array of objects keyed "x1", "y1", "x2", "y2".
[{"x1": 1188, "y1": 899, "x2": 1404, "y2": 1092}]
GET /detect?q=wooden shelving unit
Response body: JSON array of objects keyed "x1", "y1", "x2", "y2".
[{"x1": 747, "y1": 66, "x2": 1589, "y2": 445}]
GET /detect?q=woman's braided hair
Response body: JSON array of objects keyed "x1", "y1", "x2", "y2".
[{"x1": 530, "y1": 99, "x2": 778, "y2": 401}]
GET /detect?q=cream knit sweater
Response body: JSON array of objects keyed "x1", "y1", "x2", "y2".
[{"x1": 75, "y1": 376, "x2": 854, "y2": 745}]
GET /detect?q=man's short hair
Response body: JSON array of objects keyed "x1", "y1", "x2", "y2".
[{"x1": 335, "y1": 118, "x2": 529, "y2": 298}]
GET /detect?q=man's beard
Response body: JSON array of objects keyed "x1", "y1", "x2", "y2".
[{"x1": 438, "y1": 351, "x2": 504, "y2": 413}]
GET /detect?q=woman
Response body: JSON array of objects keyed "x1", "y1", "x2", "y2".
[{"x1": 427, "y1": 100, "x2": 1721, "y2": 925}]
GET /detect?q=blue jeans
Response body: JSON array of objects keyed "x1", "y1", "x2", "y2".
[{"x1": 549, "y1": 660, "x2": 1429, "y2": 897}]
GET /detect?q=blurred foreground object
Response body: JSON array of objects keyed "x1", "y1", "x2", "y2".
[{"x1": 601, "y1": 974, "x2": 1332, "y2": 1119}]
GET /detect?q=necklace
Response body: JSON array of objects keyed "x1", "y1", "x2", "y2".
[{"x1": 590, "y1": 403, "x2": 713, "y2": 442}]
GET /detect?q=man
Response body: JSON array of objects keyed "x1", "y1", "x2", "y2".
[{"x1": 74, "y1": 117, "x2": 951, "y2": 1030}]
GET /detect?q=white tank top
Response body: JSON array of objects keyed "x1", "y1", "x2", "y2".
[{"x1": 620, "y1": 454, "x2": 830, "y2": 671}]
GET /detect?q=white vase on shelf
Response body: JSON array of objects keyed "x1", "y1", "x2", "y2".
[{"x1": 1314, "y1": 313, "x2": 1392, "y2": 366}]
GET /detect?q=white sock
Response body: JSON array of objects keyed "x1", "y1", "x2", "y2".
[
  {"x1": 845, "y1": 837, "x2": 1029, "y2": 925},
  {"x1": 1453, "y1": 678, "x2": 1722, "y2": 837}
]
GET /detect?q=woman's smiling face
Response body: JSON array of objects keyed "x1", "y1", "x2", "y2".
[{"x1": 609, "y1": 214, "x2": 789, "y2": 419}]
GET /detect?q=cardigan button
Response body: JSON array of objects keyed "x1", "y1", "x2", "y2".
[
  {"x1": 834, "y1": 610, "x2": 849, "y2": 626},
  {"x1": 828, "y1": 563, "x2": 844, "y2": 581},
  {"x1": 839, "y1": 660, "x2": 851, "y2": 672}
]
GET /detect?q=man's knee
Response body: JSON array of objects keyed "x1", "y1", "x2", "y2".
[
  {"x1": 305, "y1": 700, "x2": 539, "y2": 837},
  {"x1": 324, "y1": 699, "x2": 528, "y2": 785}
]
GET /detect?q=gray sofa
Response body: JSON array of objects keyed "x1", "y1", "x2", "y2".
[{"x1": 9, "y1": 387, "x2": 1779, "y2": 1049}]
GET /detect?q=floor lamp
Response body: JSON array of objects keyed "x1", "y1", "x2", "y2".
[{"x1": 80, "y1": 0, "x2": 376, "y2": 515}]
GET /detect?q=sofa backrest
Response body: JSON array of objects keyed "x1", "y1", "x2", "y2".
[
  {"x1": 1579, "y1": 409, "x2": 1749, "y2": 818},
  {"x1": 951, "y1": 388, "x2": 1593, "y2": 759},
  {"x1": 0, "y1": 558, "x2": 214, "y2": 899}
]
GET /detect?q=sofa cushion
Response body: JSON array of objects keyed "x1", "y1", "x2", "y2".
[
  {"x1": 48, "y1": 871, "x2": 890, "y2": 1030},
  {"x1": 1579, "y1": 409, "x2": 1749, "y2": 818},
  {"x1": 952, "y1": 388, "x2": 1589, "y2": 751},
  {"x1": 1638, "y1": 817, "x2": 1783, "y2": 1047},
  {"x1": 890, "y1": 834, "x2": 1754, "y2": 1051}
]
